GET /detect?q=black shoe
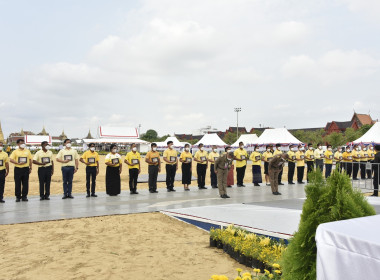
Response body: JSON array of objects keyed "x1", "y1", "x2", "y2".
[
  {"x1": 353, "y1": 178, "x2": 359, "y2": 181},
  {"x1": 62, "y1": 195, "x2": 68, "y2": 199},
  {"x1": 199, "y1": 186, "x2": 207, "y2": 189},
  {"x1": 371, "y1": 193, "x2": 378, "y2": 197},
  {"x1": 276, "y1": 192, "x2": 282, "y2": 195},
  {"x1": 40, "y1": 197, "x2": 45, "y2": 201},
  {"x1": 227, "y1": 185, "x2": 232, "y2": 188},
  {"x1": 272, "y1": 192, "x2": 277, "y2": 195},
  {"x1": 184, "y1": 188, "x2": 190, "y2": 191},
  {"x1": 150, "y1": 190, "x2": 158, "y2": 193},
  {"x1": 211, "y1": 185, "x2": 218, "y2": 189},
  {"x1": 22, "y1": 198, "x2": 28, "y2": 202},
  {"x1": 133, "y1": 191, "x2": 139, "y2": 194},
  {"x1": 289, "y1": 182, "x2": 295, "y2": 185},
  {"x1": 298, "y1": 181, "x2": 305, "y2": 184},
  {"x1": 91, "y1": 193, "x2": 97, "y2": 197},
  {"x1": 237, "y1": 184, "x2": 242, "y2": 187},
  {"x1": 16, "y1": 198, "x2": 21, "y2": 202},
  {"x1": 0, "y1": 199, "x2": 5, "y2": 203},
  {"x1": 225, "y1": 195, "x2": 230, "y2": 198},
  {"x1": 221, "y1": 195, "x2": 226, "y2": 199},
  {"x1": 254, "y1": 183, "x2": 260, "y2": 186},
  {"x1": 86, "y1": 193, "x2": 90, "y2": 198},
  {"x1": 241, "y1": 184, "x2": 246, "y2": 187},
  {"x1": 45, "y1": 197, "x2": 50, "y2": 200},
  {"x1": 171, "y1": 189, "x2": 176, "y2": 192},
  {"x1": 279, "y1": 183, "x2": 284, "y2": 185},
  {"x1": 266, "y1": 183, "x2": 271, "y2": 186},
  {"x1": 167, "y1": 189, "x2": 172, "y2": 192},
  {"x1": 67, "y1": 195, "x2": 74, "y2": 199}
]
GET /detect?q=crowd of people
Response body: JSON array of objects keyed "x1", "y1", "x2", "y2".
[{"x1": 0, "y1": 139, "x2": 379, "y2": 203}]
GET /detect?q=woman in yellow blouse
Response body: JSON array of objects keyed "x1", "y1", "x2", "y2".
[
  {"x1": 262, "y1": 145, "x2": 273, "y2": 186},
  {"x1": 342, "y1": 146, "x2": 353, "y2": 177},
  {"x1": 180, "y1": 144, "x2": 192, "y2": 191},
  {"x1": 250, "y1": 146, "x2": 262, "y2": 186},
  {"x1": 105, "y1": 144, "x2": 122, "y2": 196}
]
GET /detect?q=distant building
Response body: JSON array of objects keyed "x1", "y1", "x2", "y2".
[{"x1": 324, "y1": 113, "x2": 375, "y2": 135}]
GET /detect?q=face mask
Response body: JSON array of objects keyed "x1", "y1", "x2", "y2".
[
  {"x1": 370, "y1": 147, "x2": 374, "y2": 150},
  {"x1": 328, "y1": 148, "x2": 332, "y2": 151},
  {"x1": 347, "y1": 149, "x2": 351, "y2": 152},
  {"x1": 292, "y1": 148, "x2": 297, "y2": 152},
  {"x1": 227, "y1": 150, "x2": 231, "y2": 153},
  {"x1": 363, "y1": 148, "x2": 367, "y2": 151},
  {"x1": 356, "y1": 148, "x2": 359, "y2": 151},
  {"x1": 112, "y1": 149, "x2": 117, "y2": 153},
  {"x1": 338, "y1": 149, "x2": 342, "y2": 152},
  {"x1": 90, "y1": 147, "x2": 95, "y2": 151},
  {"x1": 66, "y1": 143, "x2": 71, "y2": 148},
  {"x1": 255, "y1": 148, "x2": 259, "y2": 151},
  {"x1": 152, "y1": 147, "x2": 157, "y2": 151},
  {"x1": 300, "y1": 147, "x2": 305, "y2": 151},
  {"x1": 45, "y1": 145, "x2": 51, "y2": 150},
  {"x1": 213, "y1": 149, "x2": 217, "y2": 152},
  {"x1": 277, "y1": 147, "x2": 281, "y2": 150},
  {"x1": 240, "y1": 145, "x2": 244, "y2": 149},
  {"x1": 20, "y1": 144, "x2": 26, "y2": 149},
  {"x1": 169, "y1": 145, "x2": 174, "y2": 149},
  {"x1": 267, "y1": 149, "x2": 270, "y2": 152},
  {"x1": 200, "y1": 147, "x2": 204, "y2": 151},
  {"x1": 0, "y1": 146, "x2": 3, "y2": 151},
  {"x1": 132, "y1": 147, "x2": 137, "y2": 152},
  {"x1": 318, "y1": 146, "x2": 322, "y2": 150},
  {"x1": 185, "y1": 147, "x2": 190, "y2": 151}
]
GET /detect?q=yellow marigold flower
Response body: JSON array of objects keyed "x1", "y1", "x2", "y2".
[
  {"x1": 264, "y1": 269, "x2": 270, "y2": 275},
  {"x1": 235, "y1": 277, "x2": 242, "y2": 280},
  {"x1": 211, "y1": 275, "x2": 220, "y2": 280},
  {"x1": 236, "y1": 268, "x2": 243, "y2": 273},
  {"x1": 253, "y1": 268, "x2": 261, "y2": 273},
  {"x1": 274, "y1": 270, "x2": 281, "y2": 274},
  {"x1": 220, "y1": 276, "x2": 229, "y2": 280},
  {"x1": 272, "y1": 263, "x2": 281, "y2": 269},
  {"x1": 268, "y1": 274, "x2": 274, "y2": 279},
  {"x1": 242, "y1": 272, "x2": 251, "y2": 278}
]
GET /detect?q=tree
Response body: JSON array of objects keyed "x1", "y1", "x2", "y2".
[
  {"x1": 325, "y1": 132, "x2": 345, "y2": 148},
  {"x1": 281, "y1": 170, "x2": 375, "y2": 280},
  {"x1": 344, "y1": 127, "x2": 359, "y2": 143},
  {"x1": 358, "y1": 124, "x2": 372, "y2": 136},
  {"x1": 141, "y1": 129, "x2": 158, "y2": 141},
  {"x1": 223, "y1": 132, "x2": 238, "y2": 145}
]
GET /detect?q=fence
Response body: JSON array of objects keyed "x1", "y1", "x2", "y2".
[{"x1": 341, "y1": 162, "x2": 380, "y2": 191}]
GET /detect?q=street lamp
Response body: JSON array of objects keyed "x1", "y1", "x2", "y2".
[{"x1": 234, "y1": 107, "x2": 241, "y2": 139}]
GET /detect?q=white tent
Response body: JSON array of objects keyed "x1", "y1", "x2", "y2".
[
  {"x1": 24, "y1": 135, "x2": 52, "y2": 145},
  {"x1": 232, "y1": 134, "x2": 258, "y2": 151},
  {"x1": 353, "y1": 122, "x2": 380, "y2": 144},
  {"x1": 193, "y1": 133, "x2": 227, "y2": 151},
  {"x1": 253, "y1": 128, "x2": 302, "y2": 150},
  {"x1": 98, "y1": 126, "x2": 139, "y2": 138},
  {"x1": 156, "y1": 136, "x2": 190, "y2": 151}
]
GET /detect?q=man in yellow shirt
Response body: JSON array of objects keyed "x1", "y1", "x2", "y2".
[
  {"x1": 234, "y1": 142, "x2": 248, "y2": 187},
  {"x1": 56, "y1": 139, "x2": 79, "y2": 199},
  {"x1": 163, "y1": 141, "x2": 178, "y2": 192},
  {"x1": 342, "y1": 146, "x2": 353, "y2": 177},
  {"x1": 80, "y1": 143, "x2": 99, "y2": 197},
  {"x1": 273, "y1": 144, "x2": 284, "y2": 185},
  {"x1": 124, "y1": 143, "x2": 141, "y2": 194},
  {"x1": 305, "y1": 143, "x2": 315, "y2": 182},
  {"x1": 194, "y1": 143, "x2": 208, "y2": 189},
  {"x1": 287, "y1": 145, "x2": 297, "y2": 184},
  {"x1": 33, "y1": 141, "x2": 54, "y2": 200},
  {"x1": 324, "y1": 144, "x2": 333, "y2": 178},
  {"x1": 145, "y1": 143, "x2": 161, "y2": 193},
  {"x1": 359, "y1": 145, "x2": 368, "y2": 179},
  {"x1": 295, "y1": 145, "x2": 305, "y2": 184},
  {"x1": 6, "y1": 145, "x2": 11, "y2": 156},
  {"x1": 314, "y1": 143, "x2": 324, "y2": 173},
  {"x1": 334, "y1": 147, "x2": 343, "y2": 173},
  {"x1": 250, "y1": 145, "x2": 262, "y2": 186},
  {"x1": 352, "y1": 145, "x2": 361, "y2": 180},
  {"x1": 9, "y1": 139, "x2": 33, "y2": 202},
  {"x1": 208, "y1": 145, "x2": 220, "y2": 188},
  {"x1": 0, "y1": 142, "x2": 10, "y2": 203},
  {"x1": 262, "y1": 145, "x2": 273, "y2": 185}
]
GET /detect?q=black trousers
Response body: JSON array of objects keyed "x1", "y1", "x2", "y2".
[
  {"x1": 315, "y1": 159, "x2": 324, "y2": 173},
  {"x1": 373, "y1": 172, "x2": 379, "y2": 195},
  {"x1": 14, "y1": 167, "x2": 29, "y2": 199},
  {"x1": 360, "y1": 162, "x2": 367, "y2": 179},
  {"x1": 343, "y1": 162, "x2": 353, "y2": 177},
  {"x1": 288, "y1": 162, "x2": 295, "y2": 183},
  {"x1": 236, "y1": 165, "x2": 246, "y2": 186},
  {"x1": 210, "y1": 164, "x2": 217, "y2": 187},
  {"x1": 197, "y1": 164, "x2": 207, "y2": 187},
  {"x1": 0, "y1": 169, "x2": 5, "y2": 199},
  {"x1": 306, "y1": 161, "x2": 314, "y2": 182},
  {"x1": 38, "y1": 166, "x2": 52, "y2": 198},
  {"x1": 86, "y1": 166, "x2": 97, "y2": 194},
  {"x1": 297, "y1": 166, "x2": 305, "y2": 183},
  {"x1": 353, "y1": 162, "x2": 360, "y2": 179},
  {"x1": 325, "y1": 164, "x2": 332, "y2": 178},
  {"x1": 278, "y1": 169, "x2": 283, "y2": 184},
  {"x1": 129, "y1": 168, "x2": 139, "y2": 192},
  {"x1": 165, "y1": 164, "x2": 177, "y2": 189},
  {"x1": 148, "y1": 165, "x2": 159, "y2": 191}
]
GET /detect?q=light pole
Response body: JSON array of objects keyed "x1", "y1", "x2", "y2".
[
  {"x1": 234, "y1": 107, "x2": 241, "y2": 140},
  {"x1": 138, "y1": 124, "x2": 141, "y2": 137}
]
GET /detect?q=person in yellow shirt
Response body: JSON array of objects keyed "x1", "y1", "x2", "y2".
[
  {"x1": 359, "y1": 145, "x2": 368, "y2": 179},
  {"x1": 287, "y1": 145, "x2": 297, "y2": 184},
  {"x1": 105, "y1": 144, "x2": 122, "y2": 196},
  {"x1": 351, "y1": 145, "x2": 361, "y2": 180},
  {"x1": 234, "y1": 142, "x2": 248, "y2": 187},
  {"x1": 0, "y1": 142, "x2": 10, "y2": 203},
  {"x1": 163, "y1": 141, "x2": 178, "y2": 192},
  {"x1": 342, "y1": 146, "x2": 353, "y2": 177},
  {"x1": 273, "y1": 144, "x2": 284, "y2": 185},
  {"x1": 262, "y1": 145, "x2": 273, "y2": 185},
  {"x1": 33, "y1": 141, "x2": 54, "y2": 200},
  {"x1": 305, "y1": 143, "x2": 315, "y2": 182},
  {"x1": 208, "y1": 145, "x2": 220, "y2": 189},
  {"x1": 250, "y1": 145, "x2": 262, "y2": 186},
  {"x1": 368, "y1": 145, "x2": 375, "y2": 179},
  {"x1": 56, "y1": 139, "x2": 79, "y2": 199},
  {"x1": 6, "y1": 145, "x2": 11, "y2": 156},
  {"x1": 180, "y1": 144, "x2": 192, "y2": 191},
  {"x1": 324, "y1": 144, "x2": 333, "y2": 178},
  {"x1": 124, "y1": 143, "x2": 141, "y2": 195},
  {"x1": 80, "y1": 143, "x2": 99, "y2": 197},
  {"x1": 295, "y1": 145, "x2": 305, "y2": 184},
  {"x1": 194, "y1": 143, "x2": 208, "y2": 189},
  {"x1": 9, "y1": 139, "x2": 33, "y2": 202},
  {"x1": 145, "y1": 143, "x2": 161, "y2": 193},
  {"x1": 314, "y1": 143, "x2": 324, "y2": 173},
  {"x1": 334, "y1": 147, "x2": 343, "y2": 173}
]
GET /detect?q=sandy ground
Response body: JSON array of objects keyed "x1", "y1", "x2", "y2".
[
  {"x1": 0, "y1": 212, "x2": 242, "y2": 280},
  {"x1": 2, "y1": 155, "x2": 295, "y2": 197}
]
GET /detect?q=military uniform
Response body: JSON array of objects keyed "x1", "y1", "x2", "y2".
[
  {"x1": 268, "y1": 155, "x2": 286, "y2": 194},
  {"x1": 214, "y1": 154, "x2": 233, "y2": 197}
]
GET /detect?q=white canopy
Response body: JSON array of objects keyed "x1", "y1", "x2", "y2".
[
  {"x1": 24, "y1": 135, "x2": 52, "y2": 145},
  {"x1": 232, "y1": 134, "x2": 258, "y2": 149},
  {"x1": 156, "y1": 136, "x2": 190, "y2": 150},
  {"x1": 193, "y1": 133, "x2": 227, "y2": 149},
  {"x1": 353, "y1": 122, "x2": 380, "y2": 144},
  {"x1": 98, "y1": 126, "x2": 139, "y2": 138},
  {"x1": 83, "y1": 138, "x2": 149, "y2": 144},
  {"x1": 253, "y1": 128, "x2": 302, "y2": 146}
]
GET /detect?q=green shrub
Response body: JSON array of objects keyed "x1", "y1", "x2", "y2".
[{"x1": 280, "y1": 169, "x2": 376, "y2": 280}]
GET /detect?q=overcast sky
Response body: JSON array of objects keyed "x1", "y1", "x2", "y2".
[{"x1": 1, "y1": 0, "x2": 380, "y2": 138}]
